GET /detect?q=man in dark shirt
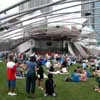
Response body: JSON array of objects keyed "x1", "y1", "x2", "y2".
[{"x1": 44, "y1": 74, "x2": 56, "y2": 96}]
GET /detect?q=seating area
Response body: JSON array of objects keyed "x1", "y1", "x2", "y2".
[
  {"x1": 0, "y1": 0, "x2": 100, "y2": 99},
  {"x1": 0, "y1": 56, "x2": 100, "y2": 100}
]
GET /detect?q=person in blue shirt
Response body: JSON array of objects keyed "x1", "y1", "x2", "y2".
[
  {"x1": 71, "y1": 69, "x2": 80, "y2": 82},
  {"x1": 82, "y1": 62, "x2": 87, "y2": 69},
  {"x1": 25, "y1": 56, "x2": 37, "y2": 97}
]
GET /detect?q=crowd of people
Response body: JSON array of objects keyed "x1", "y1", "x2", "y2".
[
  {"x1": 2, "y1": 51, "x2": 100, "y2": 97},
  {"x1": 6, "y1": 52, "x2": 58, "y2": 97}
]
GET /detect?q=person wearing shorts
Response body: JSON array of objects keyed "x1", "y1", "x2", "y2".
[
  {"x1": 7, "y1": 55, "x2": 17, "y2": 96},
  {"x1": 37, "y1": 61, "x2": 44, "y2": 90}
]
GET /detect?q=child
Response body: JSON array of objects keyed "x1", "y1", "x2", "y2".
[
  {"x1": 37, "y1": 62, "x2": 44, "y2": 90},
  {"x1": 49, "y1": 64, "x2": 55, "y2": 72},
  {"x1": 44, "y1": 74, "x2": 56, "y2": 96},
  {"x1": 7, "y1": 55, "x2": 17, "y2": 96}
]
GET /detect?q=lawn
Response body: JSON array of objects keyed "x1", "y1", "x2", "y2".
[{"x1": 0, "y1": 61, "x2": 100, "y2": 100}]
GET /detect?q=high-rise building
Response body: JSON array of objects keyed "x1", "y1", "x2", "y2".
[
  {"x1": 94, "y1": 2, "x2": 100, "y2": 42},
  {"x1": 81, "y1": 0, "x2": 100, "y2": 41},
  {"x1": 81, "y1": 0, "x2": 95, "y2": 28}
]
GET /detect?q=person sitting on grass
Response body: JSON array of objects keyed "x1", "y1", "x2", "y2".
[
  {"x1": 44, "y1": 74, "x2": 56, "y2": 96},
  {"x1": 80, "y1": 68, "x2": 87, "y2": 81},
  {"x1": 76, "y1": 67, "x2": 82, "y2": 73},
  {"x1": 71, "y1": 69, "x2": 80, "y2": 82},
  {"x1": 94, "y1": 67, "x2": 100, "y2": 92},
  {"x1": 91, "y1": 68, "x2": 96, "y2": 77},
  {"x1": 60, "y1": 60, "x2": 68, "y2": 73}
]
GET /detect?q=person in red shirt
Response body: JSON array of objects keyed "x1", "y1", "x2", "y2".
[{"x1": 7, "y1": 55, "x2": 17, "y2": 96}]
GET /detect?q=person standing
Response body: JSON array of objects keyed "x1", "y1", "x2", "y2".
[
  {"x1": 44, "y1": 74, "x2": 56, "y2": 96},
  {"x1": 82, "y1": 61, "x2": 87, "y2": 69},
  {"x1": 7, "y1": 55, "x2": 16, "y2": 96},
  {"x1": 25, "y1": 56, "x2": 37, "y2": 97},
  {"x1": 37, "y1": 61, "x2": 44, "y2": 90},
  {"x1": 95, "y1": 67, "x2": 100, "y2": 92}
]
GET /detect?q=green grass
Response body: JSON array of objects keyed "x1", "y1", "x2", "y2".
[{"x1": 0, "y1": 61, "x2": 100, "y2": 100}]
